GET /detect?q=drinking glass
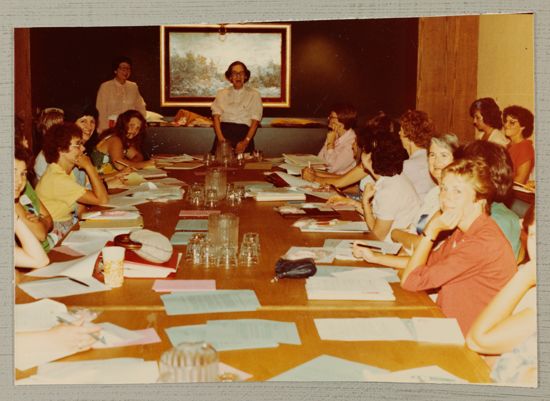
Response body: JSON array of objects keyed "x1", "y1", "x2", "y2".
[
  {"x1": 218, "y1": 245, "x2": 238, "y2": 269},
  {"x1": 185, "y1": 233, "x2": 206, "y2": 265},
  {"x1": 102, "y1": 246, "x2": 125, "y2": 287},
  {"x1": 158, "y1": 342, "x2": 219, "y2": 383},
  {"x1": 205, "y1": 188, "x2": 218, "y2": 208}
]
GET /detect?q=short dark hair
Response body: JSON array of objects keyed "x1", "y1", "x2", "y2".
[
  {"x1": 371, "y1": 131, "x2": 408, "y2": 177},
  {"x1": 399, "y1": 110, "x2": 434, "y2": 149},
  {"x1": 330, "y1": 103, "x2": 357, "y2": 130},
  {"x1": 224, "y1": 61, "x2": 251, "y2": 82},
  {"x1": 64, "y1": 101, "x2": 99, "y2": 123},
  {"x1": 112, "y1": 56, "x2": 132, "y2": 72},
  {"x1": 469, "y1": 98, "x2": 503, "y2": 129},
  {"x1": 502, "y1": 105, "x2": 534, "y2": 138},
  {"x1": 42, "y1": 122, "x2": 82, "y2": 164},
  {"x1": 14, "y1": 144, "x2": 32, "y2": 167},
  {"x1": 458, "y1": 140, "x2": 514, "y2": 202},
  {"x1": 366, "y1": 111, "x2": 399, "y2": 134}
]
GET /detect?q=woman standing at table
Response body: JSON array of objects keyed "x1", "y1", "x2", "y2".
[
  {"x1": 469, "y1": 97, "x2": 509, "y2": 146},
  {"x1": 398, "y1": 110, "x2": 436, "y2": 200},
  {"x1": 399, "y1": 158, "x2": 517, "y2": 334},
  {"x1": 502, "y1": 105, "x2": 535, "y2": 185},
  {"x1": 96, "y1": 56, "x2": 146, "y2": 134},
  {"x1": 36, "y1": 123, "x2": 109, "y2": 237},
  {"x1": 90, "y1": 109, "x2": 154, "y2": 173},
  {"x1": 211, "y1": 61, "x2": 263, "y2": 154}
]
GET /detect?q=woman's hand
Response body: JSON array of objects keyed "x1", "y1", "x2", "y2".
[
  {"x1": 48, "y1": 318, "x2": 102, "y2": 353},
  {"x1": 75, "y1": 154, "x2": 94, "y2": 170},
  {"x1": 235, "y1": 140, "x2": 248, "y2": 154},
  {"x1": 352, "y1": 241, "x2": 378, "y2": 262},
  {"x1": 302, "y1": 167, "x2": 317, "y2": 182},
  {"x1": 424, "y1": 209, "x2": 462, "y2": 239}
]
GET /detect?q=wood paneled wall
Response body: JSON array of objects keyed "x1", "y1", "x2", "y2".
[
  {"x1": 416, "y1": 16, "x2": 479, "y2": 143},
  {"x1": 14, "y1": 28, "x2": 33, "y2": 146}
]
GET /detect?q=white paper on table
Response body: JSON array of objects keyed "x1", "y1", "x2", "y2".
[
  {"x1": 123, "y1": 263, "x2": 176, "y2": 278},
  {"x1": 218, "y1": 362, "x2": 253, "y2": 381},
  {"x1": 26, "y1": 251, "x2": 100, "y2": 278},
  {"x1": 331, "y1": 239, "x2": 401, "y2": 257},
  {"x1": 364, "y1": 365, "x2": 468, "y2": 384},
  {"x1": 314, "y1": 318, "x2": 414, "y2": 341},
  {"x1": 284, "y1": 246, "x2": 335, "y2": 264},
  {"x1": 18, "y1": 277, "x2": 109, "y2": 299},
  {"x1": 274, "y1": 171, "x2": 321, "y2": 189},
  {"x1": 15, "y1": 336, "x2": 79, "y2": 372},
  {"x1": 20, "y1": 358, "x2": 159, "y2": 384},
  {"x1": 61, "y1": 229, "x2": 121, "y2": 256},
  {"x1": 278, "y1": 163, "x2": 303, "y2": 176},
  {"x1": 149, "y1": 177, "x2": 185, "y2": 186},
  {"x1": 331, "y1": 267, "x2": 400, "y2": 283},
  {"x1": 81, "y1": 210, "x2": 141, "y2": 220},
  {"x1": 305, "y1": 277, "x2": 395, "y2": 300},
  {"x1": 300, "y1": 220, "x2": 369, "y2": 233},
  {"x1": 411, "y1": 318, "x2": 465, "y2": 345},
  {"x1": 92, "y1": 322, "x2": 146, "y2": 348},
  {"x1": 282, "y1": 154, "x2": 327, "y2": 167},
  {"x1": 154, "y1": 154, "x2": 195, "y2": 163},
  {"x1": 14, "y1": 299, "x2": 67, "y2": 332}
]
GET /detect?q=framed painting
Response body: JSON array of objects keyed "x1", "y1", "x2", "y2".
[{"x1": 160, "y1": 24, "x2": 291, "y2": 107}]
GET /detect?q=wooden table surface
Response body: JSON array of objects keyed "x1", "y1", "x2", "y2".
[{"x1": 14, "y1": 164, "x2": 491, "y2": 383}]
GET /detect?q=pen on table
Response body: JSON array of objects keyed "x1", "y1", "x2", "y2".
[
  {"x1": 308, "y1": 161, "x2": 311, "y2": 169},
  {"x1": 67, "y1": 276, "x2": 90, "y2": 287},
  {"x1": 356, "y1": 243, "x2": 383, "y2": 252},
  {"x1": 56, "y1": 316, "x2": 106, "y2": 344},
  {"x1": 115, "y1": 160, "x2": 138, "y2": 171}
]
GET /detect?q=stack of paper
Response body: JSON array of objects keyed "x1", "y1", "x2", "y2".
[
  {"x1": 79, "y1": 210, "x2": 144, "y2": 229},
  {"x1": 305, "y1": 277, "x2": 395, "y2": 300},
  {"x1": 134, "y1": 167, "x2": 168, "y2": 179},
  {"x1": 123, "y1": 250, "x2": 181, "y2": 278},
  {"x1": 161, "y1": 290, "x2": 260, "y2": 315},
  {"x1": 322, "y1": 239, "x2": 401, "y2": 261},
  {"x1": 175, "y1": 219, "x2": 209, "y2": 231},
  {"x1": 330, "y1": 266, "x2": 400, "y2": 283},
  {"x1": 254, "y1": 188, "x2": 306, "y2": 201},
  {"x1": 282, "y1": 153, "x2": 327, "y2": 168},
  {"x1": 154, "y1": 154, "x2": 196, "y2": 163},
  {"x1": 269, "y1": 355, "x2": 388, "y2": 381},
  {"x1": 16, "y1": 358, "x2": 159, "y2": 384},
  {"x1": 166, "y1": 319, "x2": 300, "y2": 351}
]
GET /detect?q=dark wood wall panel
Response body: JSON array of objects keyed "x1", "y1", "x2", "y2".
[
  {"x1": 416, "y1": 16, "x2": 479, "y2": 142},
  {"x1": 14, "y1": 28, "x2": 33, "y2": 145}
]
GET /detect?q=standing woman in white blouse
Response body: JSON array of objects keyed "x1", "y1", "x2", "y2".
[
  {"x1": 211, "y1": 61, "x2": 263, "y2": 154},
  {"x1": 96, "y1": 56, "x2": 147, "y2": 134}
]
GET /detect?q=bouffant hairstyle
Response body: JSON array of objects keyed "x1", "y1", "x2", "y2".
[
  {"x1": 399, "y1": 110, "x2": 434, "y2": 149},
  {"x1": 224, "y1": 61, "x2": 251, "y2": 83},
  {"x1": 330, "y1": 103, "x2": 357, "y2": 130},
  {"x1": 42, "y1": 122, "x2": 82, "y2": 164},
  {"x1": 370, "y1": 131, "x2": 408, "y2": 177},
  {"x1": 469, "y1": 98, "x2": 503, "y2": 130},
  {"x1": 112, "y1": 56, "x2": 132, "y2": 72},
  {"x1": 458, "y1": 140, "x2": 514, "y2": 203},
  {"x1": 100, "y1": 109, "x2": 147, "y2": 151},
  {"x1": 36, "y1": 107, "x2": 64, "y2": 137},
  {"x1": 430, "y1": 133, "x2": 460, "y2": 155},
  {"x1": 502, "y1": 105, "x2": 534, "y2": 138},
  {"x1": 442, "y1": 157, "x2": 495, "y2": 213}
]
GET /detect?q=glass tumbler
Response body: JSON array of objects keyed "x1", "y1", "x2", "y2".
[{"x1": 158, "y1": 342, "x2": 219, "y2": 383}]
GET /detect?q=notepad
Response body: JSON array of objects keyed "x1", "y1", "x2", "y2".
[
  {"x1": 18, "y1": 277, "x2": 109, "y2": 299},
  {"x1": 175, "y1": 219, "x2": 209, "y2": 231},
  {"x1": 161, "y1": 290, "x2": 260, "y2": 315}
]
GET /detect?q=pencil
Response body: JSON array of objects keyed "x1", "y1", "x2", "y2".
[
  {"x1": 67, "y1": 277, "x2": 90, "y2": 287},
  {"x1": 356, "y1": 243, "x2": 383, "y2": 252},
  {"x1": 115, "y1": 160, "x2": 138, "y2": 171},
  {"x1": 56, "y1": 316, "x2": 107, "y2": 344}
]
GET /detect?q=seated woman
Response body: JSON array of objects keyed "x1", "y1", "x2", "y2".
[
  {"x1": 15, "y1": 145, "x2": 54, "y2": 252},
  {"x1": 302, "y1": 112, "x2": 397, "y2": 190},
  {"x1": 14, "y1": 150, "x2": 50, "y2": 269},
  {"x1": 33, "y1": 107, "x2": 65, "y2": 180},
  {"x1": 398, "y1": 158, "x2": 517, "y2": 334},
  {"x1": 502, "y1": 105, "x2": 535, "y2": 184},
  {"x1": 391, "y1": 133, "x2": 459, "y2": 251},
  {"x1": 90, "y1": 109, "x2": 154, "y2": 173},
  {"x1": 315, "y1": 103, "x2": 358, "y2": 175},
  {"x1": 459, "y1": 140, "x2": 522, "y2": 259},
  {"x1": 469, "y1": 97, "x2": 509, "y2": 146},
  {"x1": 36, "y1": 123, "x2": 109, "y2": 237},
  {"x1": 398, "y1": 110, "x2": 436, "y2": 200},
  {"x1": 466, "y1": 207, "x2": 536, "y2": 386}
]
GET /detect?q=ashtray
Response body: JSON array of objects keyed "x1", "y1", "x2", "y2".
[{"x1": 114, "y1": 233, "x2": 142, "y2": 250}]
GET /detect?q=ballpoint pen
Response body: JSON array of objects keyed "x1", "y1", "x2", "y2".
[
  {"x1": 356, "y1": 243, "x2": 383, "y2": 252},
  {"x1": 56, "y1": 316, "x2": 107, "y2": 344},
  {"x1": 67, "y1": 277, "x2": 90, "y2": 287}
]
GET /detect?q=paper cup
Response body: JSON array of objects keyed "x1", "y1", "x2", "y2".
[{"x1": 102, "y1": 246, "x2": 125, "y2": 288}]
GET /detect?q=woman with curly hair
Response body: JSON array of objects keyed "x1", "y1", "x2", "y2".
[
  {"x1": 90, "y1": 109, "x2": 154, "y2": 173},
  {"x1": 398, "y1": 110, "x2": 436, "y2": 200},
  {"x1": 502, "y1": 105, "x2": 535, "y2": 184}
]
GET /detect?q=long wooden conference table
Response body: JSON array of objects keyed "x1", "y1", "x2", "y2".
[{"x1": 14, "y1": 164, "x2": 492, "y2": 383}]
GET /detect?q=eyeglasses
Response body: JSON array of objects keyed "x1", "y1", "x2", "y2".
[
  {"x1": 231, "y1": 71, "x2": 245, "y2": 77},
  {"x1": 70, "y1": 141, "x2": 84, "y2": 149}
]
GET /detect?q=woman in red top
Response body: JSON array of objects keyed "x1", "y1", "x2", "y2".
[
  {"x1": 400, "y1": 158, "x2": 517, "y2": 334},
  {"x1": 503, "y1": 105, "x2": 534, "y2": 184}
]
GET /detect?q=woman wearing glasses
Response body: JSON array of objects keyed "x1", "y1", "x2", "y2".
[
  {"x1": 211, "y1": 61, "x2": 263, "y2": 154},
  {"x1": 36, "y1": 122, "x2": 109, "y2": 237}
]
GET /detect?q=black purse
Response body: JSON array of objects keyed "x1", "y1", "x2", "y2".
[{"x1": 272, "y1": 258, "x2": 317, "y2": 282}]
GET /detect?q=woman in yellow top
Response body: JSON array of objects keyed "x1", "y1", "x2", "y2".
[{"x1": 36, "y1": 122, "x2": 109, "y2": 237}]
